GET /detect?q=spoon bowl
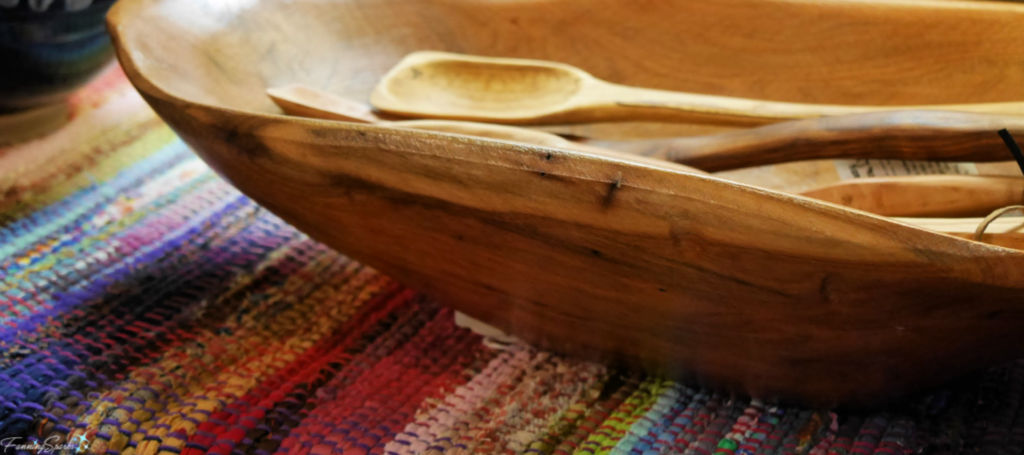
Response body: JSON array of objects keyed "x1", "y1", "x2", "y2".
[{"x1": 378, "y1": 56, "x2": 586, "y2": 118}]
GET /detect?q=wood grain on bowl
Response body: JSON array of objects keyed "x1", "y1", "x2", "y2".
[{"x1": 108, "y1": 0, "x2": 1024, "y2": 406}]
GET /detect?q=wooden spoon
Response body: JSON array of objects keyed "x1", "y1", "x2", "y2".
[
  {"x1": 802, "y1": 175, "x2": 1024, "y2": 218},
  {"x1": 271, "y1": 84, "x2": 1024, "y2": 219},
  {"x1": 275, "y1": 85, "x2": 1021, "y2": 171},
  {"x1": 646, "y1": 110, "x2": 1024, "y2": 171},
  {"x1": 268, "y1": 85, "x2": 708, "y2": 174},
  {"x1": 369, "y1": 51, "x2": 1024, "y2": 127}
]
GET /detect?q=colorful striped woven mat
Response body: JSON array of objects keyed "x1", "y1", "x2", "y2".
[{"x1": 1, "y1": 67, "x2": 1022, "y2": 455}]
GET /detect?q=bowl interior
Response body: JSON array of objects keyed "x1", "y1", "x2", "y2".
[{"x1": 112, "y1": 0, "x2": 1024, "y2": 121}]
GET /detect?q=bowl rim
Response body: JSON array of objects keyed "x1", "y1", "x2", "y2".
[{"x1": 105, "y1": 0, "x2": 1024, "y2": 258}]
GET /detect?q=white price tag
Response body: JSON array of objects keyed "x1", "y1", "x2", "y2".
[{"x1": 834, "y1": 159, "x2": 978, "y2": 180}]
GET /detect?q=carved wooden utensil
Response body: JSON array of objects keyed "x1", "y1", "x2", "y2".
[
  {"x1": 802, "y1": 176, "x2": 1024, "y2": 218},
  {"x1": 272, "y1": 84, "x2": 1024, "y2": 219},
  {"x1": 370, "y1": 52, "x2": 1024, "y2": 127},
  {"x1": 280, "y1": 80, "x2": 1024, "y2": 174},
  {"x1": 109, "y1": 0, "x2": 1024, "y2": 406},
  {"x1": 648, "y1": 111, "x2": 1024, "y2": 171},
  {"x1": 268, "y1": 84, "x2": 708, "y2": 173}
]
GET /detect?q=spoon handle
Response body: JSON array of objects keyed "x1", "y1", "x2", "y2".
[
  {"x1": 268, "y1": 85, "x2": 380, "y2": 123},
  {"x1": 798, "y1": 175, "x2": 1024, "y2": 218},
  {"x1": 585, "y1": 81, "x2": 1024, "y2": 127},
  {"x1": 640, "y1": 110, "x2": 1024, "y2": 172},
  {"x1": 586, "y1": 82, "x2": 871, "y2": 126}
]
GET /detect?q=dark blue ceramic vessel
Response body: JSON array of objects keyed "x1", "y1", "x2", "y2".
[{"x1": 0, "y1": 0, "x2": 116, "y2": 112}]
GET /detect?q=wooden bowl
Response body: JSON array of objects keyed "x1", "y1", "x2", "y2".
[{"x1": 108, "y1": 0, "x2": 1024, "y2": 406}]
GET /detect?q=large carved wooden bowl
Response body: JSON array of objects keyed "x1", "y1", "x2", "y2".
[{"x1": 107, "y1": 0, "x2": 1024, "y2": 406}]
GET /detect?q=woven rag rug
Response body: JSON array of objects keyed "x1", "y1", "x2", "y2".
[{"x1": 1, "y1": 67, "x2": 1022, "y2": 455}]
